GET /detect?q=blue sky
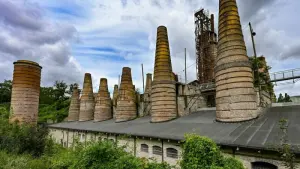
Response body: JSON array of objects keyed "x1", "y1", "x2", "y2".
[{"x1": 0, "y1": 0, "x2": 299, "y2": 96}]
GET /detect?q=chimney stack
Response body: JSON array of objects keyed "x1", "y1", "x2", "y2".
[
  {"x1": 68, "y1": 86, "x2": 80, "y2": 121},
  {"x1": 10, "y1": 60, "x2": 42, "y2": 125},
  {"x1": 94, "y1": 78, "x2": 112, "y2": 121},
  {"x1": 215, "y1": 0, "x2": 257, "y2": 122},
  {"x1": 145, "y1": 73, "x2": 152, "y2": 94},
  {"x1": 79, "y1": 73, "x2": 95, "y2": 121},
  {"x1": 112, "y1": 84, "x2": 118, "y2": 118},
  {"x1": 151, "y1": 26, "x2": 177, "y2": 122},
  {"x1": 116, "y1": 67, "x2": 137, "y2": 122},
  {"x1": 211, "y1": 14, "x2": 215, "y2": 32}
]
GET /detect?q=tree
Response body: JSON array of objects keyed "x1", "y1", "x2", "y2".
[
  {"x1": 277, "y1": 93, "x2": 292, "y2": 103},
  {"x1": 284, "y1": 93, "x2": 292, "y2": 102},
  {"x1": 68, "y1": 83, "x2": 81, "y2": 95},
  {"x1": 278, "y1": 93, "x2": 284, "y2": 103},
  {"x1": 181, "y1": 134, "x2": 245, "y2": 169},
  {"x1": 0, "y1": 80, "x2": 12, "y2": 103},
  {"x1": 53, "y1": 81, "x2": 68, "y2": 100},
  {"x1": 40, "y1": 87, "x2": 55, "y2": 105}
]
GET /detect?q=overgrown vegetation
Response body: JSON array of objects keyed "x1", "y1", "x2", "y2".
[
  {"x1": 250, "y1": 56, "x2": 276, "y2": 102},
  {"x1": 277, "y1": 119, "x2": 298, "y2": 169},
  {"x1": 181, "y1": 134, "x2": 245, "y2": 169},
  {"x1": 0, "y1": 113, "x2": 246, "y2": 169},
  {"x1": 0, "y1": 116, "x2": 171, "y2": 169}
]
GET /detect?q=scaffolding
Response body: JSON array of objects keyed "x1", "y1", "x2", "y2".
[{"x1": 195, "y1": 9, "x2": 217, "y2": 84}]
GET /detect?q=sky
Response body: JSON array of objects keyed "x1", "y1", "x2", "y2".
[{"x1": 0, "y1": 0, "x2": 299, "y2": 97}]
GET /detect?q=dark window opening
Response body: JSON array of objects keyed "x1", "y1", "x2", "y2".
[
  {"x1": 252, "y1": 162, "x2": 278, "y2": 169},
  {"x1": 152, "y1": 146, "x2": 162, "y2": 156},
  {"x1": 166, "y1": 148, "x2": 178, "y2": 159},
  {"x1": 141, "y1": 144, "x2": 149, "y2": 153}
]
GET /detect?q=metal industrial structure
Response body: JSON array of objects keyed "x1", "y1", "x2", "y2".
[{"x1": 195, "y1": 9, "x2": 217, "y2": 84}]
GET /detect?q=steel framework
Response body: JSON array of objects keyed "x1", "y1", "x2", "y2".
[{"x1": 195, "y1": 9, "x2": 217, "y2": 84}]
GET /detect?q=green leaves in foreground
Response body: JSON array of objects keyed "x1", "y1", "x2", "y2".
[{"x1": 181, "y1": 134, "x2": 245, "y2": 169}]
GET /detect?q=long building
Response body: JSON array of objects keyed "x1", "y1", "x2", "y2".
[{"x1": 48, "y1": 105, "x2": 300, "y2": 168}]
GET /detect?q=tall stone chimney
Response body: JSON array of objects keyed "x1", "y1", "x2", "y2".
[
  {"x1": 151, "y1": 26, "x2": 177, "y2": 122},
  {"x1": 215, "y1": 0, "x2": 257, "y2": 122},
  {"x1": 145, "y1": 73, "x2": 152, "y2": 94},
  {"x1": 79, "y1": 73, "x2": 95, "y2": 121},
  {"x1": 112, "y1": 84, "x2": 118, "y2": 118},
  {"x1": 143, "y1": 73, "x2": 152, "y2": 115},
  {"x1": 68, "y1": 86, "x2": 80, "y2": 121},
  {"x1": 94, "y1": 78, "x2": 112, "y2": 122},
  {"x1": 113, "y1": 85, "x2": 119, "y2": 106},
  {"x1": 116, "y1": 67, "x2": 137, "y2": 122},
  {"x1": 10, "y1": 60, "x2": 42, "y2": 125}
]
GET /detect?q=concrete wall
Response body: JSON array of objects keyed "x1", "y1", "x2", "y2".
[
  {"x1": 49, "y1": 128, "x2": 290, "y2": 168},
  {"x1": 177, "y1": 84, "x2": 208, "y2": 116},
  {"x1": 49, "y1": 128, "x2": 181, "y2": 167},
  {"x1": 291, "y1": 96, "x2": 300, "y2": 103},
  {"x1": 272, "y1": 102, "x2": 300, "y2": 107},
  {"x1": 235, "y1": 155, "x2": 289, "y2": 169}
]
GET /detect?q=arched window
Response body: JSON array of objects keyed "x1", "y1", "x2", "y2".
[
  {"x1": 252, "y1": 162, "x2": 278, "y2": 169},
  {"x1": 166, "y1": 148, "x2": 178, "y2": 159},
  {"x1": 152, "y1": 146, "x2": 162, "y2": 156},
  {"x1": 141, "y1": 144, "x2": 149, "y2": 153}
]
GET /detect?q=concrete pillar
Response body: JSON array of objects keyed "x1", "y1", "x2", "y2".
[
  {"x1": 116, "y1": 67, "x2": 137, "y2": 122},
  {"x1": 215, "y1": 0, "x2": 257, "y2": 122},
  {"x1": 10, "y1": 60, "x2": 42, "y2": 125},
  {"x1": 94, "y1": 78, "x2": 112, "y2": 122},
  {"x1": 79, "y1": 73, "x2": 95, "y2": 121},
  {"x1": 151, "y1": 26, "x2": 177, "y2": 122},
  {"x1": 145, "y1": 73, "x2": 152, "y2": 93},
  {"x1": 143, "y1": 73, "x2": 152, "y2": 116},
  {"x1": 112, "y1": 84, "x2": 118, "y2": 118},
  {"x1": 68, "y1": 86, "x2": 80, "y2": 121}
]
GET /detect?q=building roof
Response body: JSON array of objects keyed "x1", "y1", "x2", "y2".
[{"x1": 48, "y1": 105, "x2": 300, "y2": 152}]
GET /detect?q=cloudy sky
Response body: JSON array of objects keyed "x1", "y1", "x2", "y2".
[{"x1": 0, "y1": 0, "x2": 299, "y2": 96}]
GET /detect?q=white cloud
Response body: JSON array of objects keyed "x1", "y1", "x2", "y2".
[{"x1": 1, "y1": 0, "x2": 299, "y2": 97}]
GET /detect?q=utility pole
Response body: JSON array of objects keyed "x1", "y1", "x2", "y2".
[
  {"x1": 249, "y1": 22, "x2": 261, "y2": 101},
  {"x1": 185, "y1": 48, "x2": 187, "y2": 84},
  {"x1": 141, "y1": 64, "x2": 144, "y2": 93}
]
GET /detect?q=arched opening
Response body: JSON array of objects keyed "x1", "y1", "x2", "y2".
[
  {"x1": 152, "y1": 146, "x2": 162, "y2": 156},
  {"x1": 141, "y1": 144, "x2": 149, "y2": 153},
  {"x1": 166, "y1": 148, "x2": 178, "y2": 159},
  {"x1": 252, "y1": 162, "x2": 278, "y2": 169}
]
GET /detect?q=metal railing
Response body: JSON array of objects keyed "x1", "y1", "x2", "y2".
[{"x1": 270, "y1": 68, "x2": 300, "y2": 83}]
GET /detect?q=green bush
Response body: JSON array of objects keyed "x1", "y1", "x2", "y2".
[
  {"x1": 223, "y1": 157, "x2": 244, "y2": 169},
  {"x1": 181, "y1": 134, "x2": 245, "y2": 169},
  {"x1": 51, "y1": 140, "x2": 171, "y2": 169},
  {"x1": 0, "y1": 119, "x2": 50, "y2": 157}
]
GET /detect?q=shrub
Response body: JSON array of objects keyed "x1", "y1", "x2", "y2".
[
  {"x1": 181, "y1": 134, "x2": 245, "y2": 169},
  {"x1": 0, "y1": 119, "x2": 51, "y2": 157}
]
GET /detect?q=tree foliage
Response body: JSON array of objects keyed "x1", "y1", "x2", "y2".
[
  {"x1": 250, "y1": 56, "x2": 275, "y2": 101},
  {"x1": 0, "y1": 118, "x2": 51, "y2": 157},
  {"x1": 181, "y1": 134, "x2": 245, "y2": 169},
  {"x1": 0, "y1": 80, "x2": 12, "y2": 103},
  {"x1": 277, "y1": 93, "x2": 292, "y2": 103}
]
